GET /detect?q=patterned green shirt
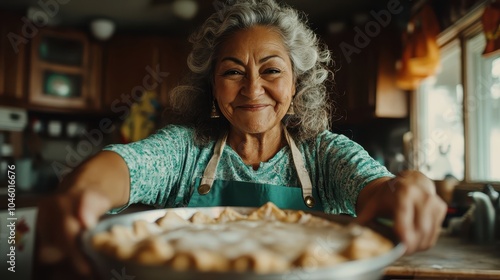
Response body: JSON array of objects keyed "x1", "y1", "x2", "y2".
[{"x1": 104, "y1": 125, "x2": 393, "y2": 215}]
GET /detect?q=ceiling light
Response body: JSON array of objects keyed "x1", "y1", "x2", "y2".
[
  {"x1": 90, "y1": 18, "x2": 115, "y2": 41},
  {"x1": 172, "y1": 0, "x2": 198, "y2": 20},
  {"x1": 328, "y1": 21, "x2": 346, "y2": 34}
]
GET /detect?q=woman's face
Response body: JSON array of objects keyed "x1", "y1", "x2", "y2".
[{"x1": 213, "y1": 25, "x2": 295, "y2": 135}]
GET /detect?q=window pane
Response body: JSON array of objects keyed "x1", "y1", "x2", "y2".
[
  {"x1": 417, "y1": 40, "x2": 464, "y2": 180},
  {"x1": 466, "y1": 33, "x2": 500, "y2": 181}
]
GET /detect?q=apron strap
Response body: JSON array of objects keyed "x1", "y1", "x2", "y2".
[
  {"x1": 198, "y1": 132, "x2": 228, "y2": 195},
  {"x1": 198, "y1": 127, "x2": 315, "y2": 208},
  {"x1": 283, "y1": 128, "x2": 316, "y2": 208}
]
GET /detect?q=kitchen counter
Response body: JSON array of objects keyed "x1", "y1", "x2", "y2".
[{"x1": 383, "y1": 233, "x2": 500, "y2": 280}]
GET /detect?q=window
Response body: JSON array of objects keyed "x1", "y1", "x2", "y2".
[
  {"x1": 416, "y1": 40, "x2": 464, "y2": 181},
  {"x1": 466, "y1": 32, "x2": 500, "y2": 182},
  {"x1": 416, "y1": 28, "x2": 500, "y2": 183}
]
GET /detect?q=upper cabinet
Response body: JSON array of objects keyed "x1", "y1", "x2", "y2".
[
  {"x1": 102, "y1": 35, "x2": 159, "y2": 111},
  {"x1": 29, "y1": 29, "x2": 101, "y2": 111},
  {"x1": 157, "y1": 38, "x2": 190, "y2": 108},
  {"x1": 325, "y1": 28, "x2": 408, "y2": 124},
  {"x1": 0, "y1": 14, "x2": 194, "y2": 115},
  {"x1": 0, "y1": 11, "x2": 27, "y2": 106},
  {"x1": 102, "y1": 35, "x2": 189, "y2": 113}
]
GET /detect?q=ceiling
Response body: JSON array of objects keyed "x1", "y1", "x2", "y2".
[{"x1": 0, "y1": 0, "x2": 410, "y2": 36}]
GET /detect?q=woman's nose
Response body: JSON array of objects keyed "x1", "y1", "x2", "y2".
[{"x1": 241, "y1": 74, "x2": 264, "y2": 99}]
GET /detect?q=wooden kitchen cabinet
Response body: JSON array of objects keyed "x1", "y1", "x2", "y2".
[
  {"x1": 102, "y1": 35, "x2": 158, "y2": 111},
  {"x1": 325, "y1": 29, "x2": 408, "y2": 125},
  {"x1": 28, "y1": 28, "x2": 102, "y2": 111},
  {"x1": 0, "y1": 11, "x2": 27, "y2": 106},
  {"x1": 102, "y1": 35, "x2": 189, "y2": 115},
  {"x1": 157, "y1": 38, "x2": 190, "y2": 107}
]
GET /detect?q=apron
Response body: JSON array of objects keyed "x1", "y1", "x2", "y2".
[{"x1": 187, "y1": 128, "x2": 323, "y2": 211}]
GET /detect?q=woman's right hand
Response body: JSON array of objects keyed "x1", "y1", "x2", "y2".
[
  {"x1": 35, "y1": 151, "x2": 130, "y2": 277},
  {"x1": 36, "y1": 189, "x2": 111, "y2": 276}
]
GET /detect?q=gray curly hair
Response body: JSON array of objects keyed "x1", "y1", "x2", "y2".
[{"x1": 164, "y1": 0, "x2": 333, "y2": 144}]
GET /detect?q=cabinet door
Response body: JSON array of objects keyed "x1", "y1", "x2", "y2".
[
  {"x1": 373, "y1": 31, "x2": 407, "y2": 118},
  {"x1": 102, "y1": 36, "x2": 159, "y2": 114},
  {"x1": 0, "y1": 11, "x2": 27, "y2": 106},
  {"x1": 325, "y1": 32, "x2": 377, "y2": 124},
  {"x1": 158, "y1": 38, "x2": 190, "y2": 108},
  {"x1": 29, "y1": 29, "x2": 96, "y2": 110},
  {"x1": 345, "y1": 46, "x2": 378, "y2": 121},
  {"x1": 325, "y1": 29, "x2": 407, "y2": 125}
]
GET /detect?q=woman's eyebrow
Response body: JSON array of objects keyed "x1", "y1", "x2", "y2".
[
  {"x1": 220, "y1": 56, "x2": 244, "y2": 66},
  {"x1": 259, "y1": 55, "x2": 284, "y2": 63},
  {"x1": 220, "y1": 55, "x2": 285, "y2": 66}
]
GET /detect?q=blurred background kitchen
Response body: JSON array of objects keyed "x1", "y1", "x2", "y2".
[{"x1": 0, "y1": 0, "x2": 498, "y2": 206}]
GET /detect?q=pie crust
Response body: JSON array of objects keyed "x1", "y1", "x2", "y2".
[{"x1": 91, "y1": 202, "x2": 393, "y2": 273}]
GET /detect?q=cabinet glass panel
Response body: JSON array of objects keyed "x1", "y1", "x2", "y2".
[
  {"x1": 42, "y1": 71, "x2": 82, "y2": 98},
  {"x1": 38, "y1": 36, "x2": 83, "y2": 66}
]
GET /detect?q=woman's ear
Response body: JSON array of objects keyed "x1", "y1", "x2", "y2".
[{"x1": 292, "y1": 76, "x2": 297, "y2": 97}]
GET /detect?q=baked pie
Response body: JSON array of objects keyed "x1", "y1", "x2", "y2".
[{"x1": 91, "y1": 202, "x2": 393, "y2": 273}]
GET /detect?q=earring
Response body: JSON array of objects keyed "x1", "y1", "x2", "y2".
[
  {"x1": 211, "y1": 100, "x2": 220, "y2": 118},
  {"x1": 287, "y1": 100, "x2": 295, "y2": 115}
]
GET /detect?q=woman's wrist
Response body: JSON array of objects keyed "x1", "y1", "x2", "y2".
[
  {"x1": 379, "y1": 171, "x2": 437, "y2": 215},
  {"x1": 64, "y1": 188, "x2": 113, "y2": 228},
  {"x1": 371, "y1": 177, "x2": 399, "y2": 218},
  {"x1": 356, "y1": 176, "x2": 394, "y2": 218}
]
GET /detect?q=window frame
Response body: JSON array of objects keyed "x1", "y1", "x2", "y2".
[{"x1": 410, "y1": 3, "x2": 500, "y2": 190}]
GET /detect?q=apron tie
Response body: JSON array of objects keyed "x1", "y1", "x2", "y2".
[
  {"x1": 283, "y1": 128, "x2": 315, "y2": 208},
  {"x1": 198, "y1": 132, "x2": 227, "y2": 195}
]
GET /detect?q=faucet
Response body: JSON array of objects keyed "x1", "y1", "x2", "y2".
[
  {"x1": 483, "y1": 184, "x2": 500, "y2": 240},
  {"x1": 468, "y1": 184, "x2": 499, "y2": 244}
]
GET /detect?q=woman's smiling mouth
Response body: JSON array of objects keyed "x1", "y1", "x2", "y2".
[{"x1": 237, "y1": 104, "x2": 269, "y2": 111}]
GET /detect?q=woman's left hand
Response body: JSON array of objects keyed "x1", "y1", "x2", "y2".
[{"x1": 356, "y1": 170, "x2": 448, "y2": 254}]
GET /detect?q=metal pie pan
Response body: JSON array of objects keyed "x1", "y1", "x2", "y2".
[{"x1": 81, "y1": 207, "x2": 405, "y2": 280}]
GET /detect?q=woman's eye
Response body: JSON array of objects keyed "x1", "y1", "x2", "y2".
[
  {"x1": 263, "y1": 68, "x2": 281, "y2": 74},
  {"x1": 222, "y1": 70, "x2": 243, "y2": 76}
]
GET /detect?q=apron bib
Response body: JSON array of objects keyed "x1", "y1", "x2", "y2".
[{"x1": 187, "y1": 128, "x2": 323, "y2": 211}]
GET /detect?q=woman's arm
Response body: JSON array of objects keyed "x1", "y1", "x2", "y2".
[
  {"x1": 356, "y1": 170, "x2": 447, "y2": 254},
  {"x1": 58, "y1": 151, "x2": 130, "y2": 209},
  {"x1": 36, "y1": 151, "x2": 130, "y2": 275}
]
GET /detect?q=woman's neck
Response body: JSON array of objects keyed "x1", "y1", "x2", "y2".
[{"x1": 227, "y1": 126, "x2": 286, "y2": 170}]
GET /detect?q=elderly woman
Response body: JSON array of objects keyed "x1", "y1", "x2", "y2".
[{"x1": 37, "y1": 0, "x2": 446, "y2": 275}]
